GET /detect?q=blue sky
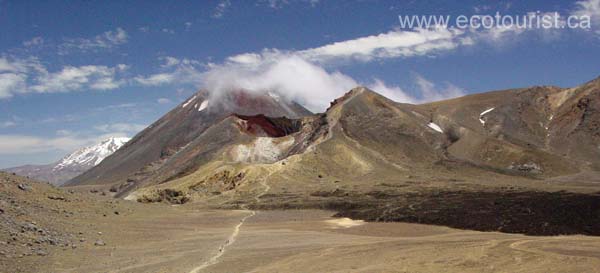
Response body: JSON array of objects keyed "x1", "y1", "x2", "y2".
[{"x1": 1, "y1": 0, "x2": 599, "y2": 168}]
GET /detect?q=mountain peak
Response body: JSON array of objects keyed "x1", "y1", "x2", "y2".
[
  {"x1": 53, "y1": 137, "x2": 130, "y2": 171},
  {"x1": 5, "y1": 137, "x2": 131, "y2": 186},
  {"x1": 326, "y1": 86, "x2": 382, "y2": 111},
  {"x1": 67, "y1": 89, "x2": 312, "y2": 187},
  {"x1": 101, "y1": 137, "x2": 130, "y2": 145}
]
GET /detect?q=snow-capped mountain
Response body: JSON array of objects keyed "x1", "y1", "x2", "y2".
[
  {"x1": 54, "y1": 137, "x2": 130, "y2": 171},
  {"x1": 4, "y1": 137, "x2": 130, "y2": 186}
]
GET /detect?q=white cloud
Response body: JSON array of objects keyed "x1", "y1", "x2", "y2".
[
  {"x1": 162, "y1": 28, "x2": 175, "y2": 34},
  {"x1": 203, "y1": 53, "x2": 357, "y2": 111},
  {"x1": 261, "y1": 0, "x2": 288, "y2": 9},
  {"x1": 474, "y1": 25, "x2": 527, "y2": 42},
  {"x1": 213, "y1": 0, "x2": 231, "y2": 18},
  {"x1": 0, "y1": 56, "x2": 42, "y2": 74},
  {"x1": 0, "y1": 124, "x2": 142, "y2": 155},
  {"x1": 473, "y1": 5, "x2": 492, "y2": 13},
  {"x1": 30, "y1": 65, "x2": 126, "y2": 93},
  {"x1": 0, "y1": 73, "x2": 27, "y2": 98},
  {"x1": 299, "y1": 27, "x2": 468, "y2": 63},
  {"x1": 194, "y1": 26, "x2": 472, "y2": 111},
  {"x1": 0, "y1": 56, "x2": 127, "y2": 98},
  {"x1": 137, "y1": 22, "x2": 545, "y2": 107},
  {"x1": 0, "y1": 57, "x2": 42, "y2": 98},
  {"x1": 55, "y1": 129, "x2": 72, "y2": 136},
  {"x1": 23, "y1": 37, "x2": 44, "y2": 47},
  {"x1": 157, "y1": 98, "x2": 171, "y2": 104},
  {"x1": 94, "y1": 123, "x2": 147, "y2": 134},
  {"x1": 134, "y1": 57, "x2": 202, "y2": 86},
  {"x1": 366, "y1": 79, "x2": 416, "y2": 104},
  {"x1": 93, "y1": 103, "x2": 137, "y2": 111},
  {"x1": 89, "y1": 76, "x2": 123, "y2": 90},
  {"x1": 59, "y1": 27, "x2": 128, "y2": 54},
  {"x1": 135, "y1": 25, "x2": 480, "y2": 110},
  {"x1": 0, "y1": 121, "x2": 16, "y2": 128},
  {"x1": 572, "y1": 0, "x2": 600, "y2": 34},
  {"x1": 259, "y1": 0, "x2": 319, "y2": 9},
  {"x1": 160, "y1": 56, "x2": 183, "y2": 68},
  {"x1": 226, "y1": 53, "x2": 263, "y2": 65},
  {"x1": 0, "y1": 132, "x2": 131, "y2": 155},
  {"x1": 307, "y1": 0, "x2": 320, "y2": 7},
  {"x1": 412, "y1": 74, "x2": 465, "y2": 102},
  {"x1": 201, "y1": 50, "x2": 464, "y2": 112},
  {"x1": 573, "y1": 0, "x2": 600, "y2": 18},
  {"x1": 134, "y1": 73, "x2": 176, "y2": 86},
  {"x1": 0, "y1": 134, "x2": 93, "y2": 154}
]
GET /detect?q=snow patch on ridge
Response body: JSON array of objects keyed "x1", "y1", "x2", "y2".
[
  {"x1": 427, "y1": 122, "x2": 444, "y2": 133},
  {"x1": 199, "y1": 100, "x2": 209, "y2": 111},
  {"x1": 182, "y1": 95, "x2": 196, "y2": 108},
  {"x1": 479, "y1": 107, "x2": 495, "y2": 125}
]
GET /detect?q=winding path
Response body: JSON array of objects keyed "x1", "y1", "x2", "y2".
[{"x1": 189, "y1": 168, "x2": 273, "y2": 273}]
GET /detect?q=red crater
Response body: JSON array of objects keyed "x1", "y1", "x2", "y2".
[{"x1": 233, "y1": 114, "x2": 302, "y2": 137}]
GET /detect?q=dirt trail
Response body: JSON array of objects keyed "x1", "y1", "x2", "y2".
[{"x1": 189, "y1": 167, "x2": 274, "y2": 273}]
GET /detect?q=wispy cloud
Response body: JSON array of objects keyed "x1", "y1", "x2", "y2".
[
  {"x1": 299, "y1": 27, "x2": 468, "y2": 63},
  {"x1": 157, "y1": 98, "x2": 171, "y2": 104},
  {"x1": 0, "y1": 132, "x2": 100, "y2": 154},
  {"x1": 413, "y1": 74, "x2": 465, "y2": 102},
  {"x1": 195, "y1": 25, "x2": 474, "y2": 111},
  {"x1": 22, "y1": 37, "x2": 44, "y2": 48},
  {"x1": 260, "y1": 0, "x2": 288, "y2": 9},
  {"x1": 134, "y1": 73, "x2": 176, "y2": 86},
  {"x1": 259, "y1": 0, "x2": 319, "y2": 9},
  {"x1": 161, "y1": 28, "x2": 175, "y2": 34},
  {"x1": 134, "y1": 56, "x2": 202, "y2": 86},
  {"x1": 0, "y1": 73, "x2": 27, "y2": 99},
  {"x1": 0, "y1": 130, "x2": 133, "y2": 155},
  {"x1": 31, "y1": 65, "x2": 127, "y2": 93},
  {"x1": 59, "y1": 27, "x2": 128, "y2": 54},
  {"x1": 366, "y1": 75, "x2": 465, "y2": 105},
  {"x1": 212, "y1": 0, "x2": 231, "y2": 18},
  {"x1": 0, "y1": 120, "x2": 146, "y2": 156},
  {"x1": 572, "y1": 0, "x2": 600, "y2": 35},
  {"x1": 93, "y1": 103, "x2": 137, "y2": 111},
  {"x1": 94, "y1": 123, "x2": 147, "y2": 134},
  {"x1": 0, "y1": 56, "x2": 128, "y2": 98},
  {"x1": 0, "y1": 121, "x2": 16, "y2": 128},
  {"x1": 202, "y1": 50, "x2": 465, "y2": 111},
  {"x1": 130, "y1": 9, "x2": 560, "y2": 112}
]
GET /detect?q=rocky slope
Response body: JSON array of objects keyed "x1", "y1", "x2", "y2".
[
  {"x1": 65, "y1": 90, "x2": 311, "y2": 190},
  {"x1": 4, "y1": 137, "x2": 130, "y2": 185},
  {"x1": 0, "y1": 171, "x2": 125, "y2": 270},
  {"x1": 66, "y1": 78, "x2": 600, "y2": 218}
]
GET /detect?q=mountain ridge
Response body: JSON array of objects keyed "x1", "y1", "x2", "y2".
[
  {"x1": 4, "y1": 137, "x2": 130, "y2": 185},
  {"x1": 65, "y1": 89, "x2": 313, "y2": 188},
  {"x1": 66, "y1": 77, "x2": 600, "y2": 207}
]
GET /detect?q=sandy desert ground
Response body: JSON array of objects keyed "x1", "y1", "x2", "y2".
[
  {"x1": 30, "y1": 208, "x2": 600, "y2": 273},
  {"x1": 3, "y1": 171, "x2": 600, "y2": 273}
]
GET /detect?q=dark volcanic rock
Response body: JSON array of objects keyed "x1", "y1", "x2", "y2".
[{"x1": 333, "y1": 190, "x2": 600, "y2": 236}]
